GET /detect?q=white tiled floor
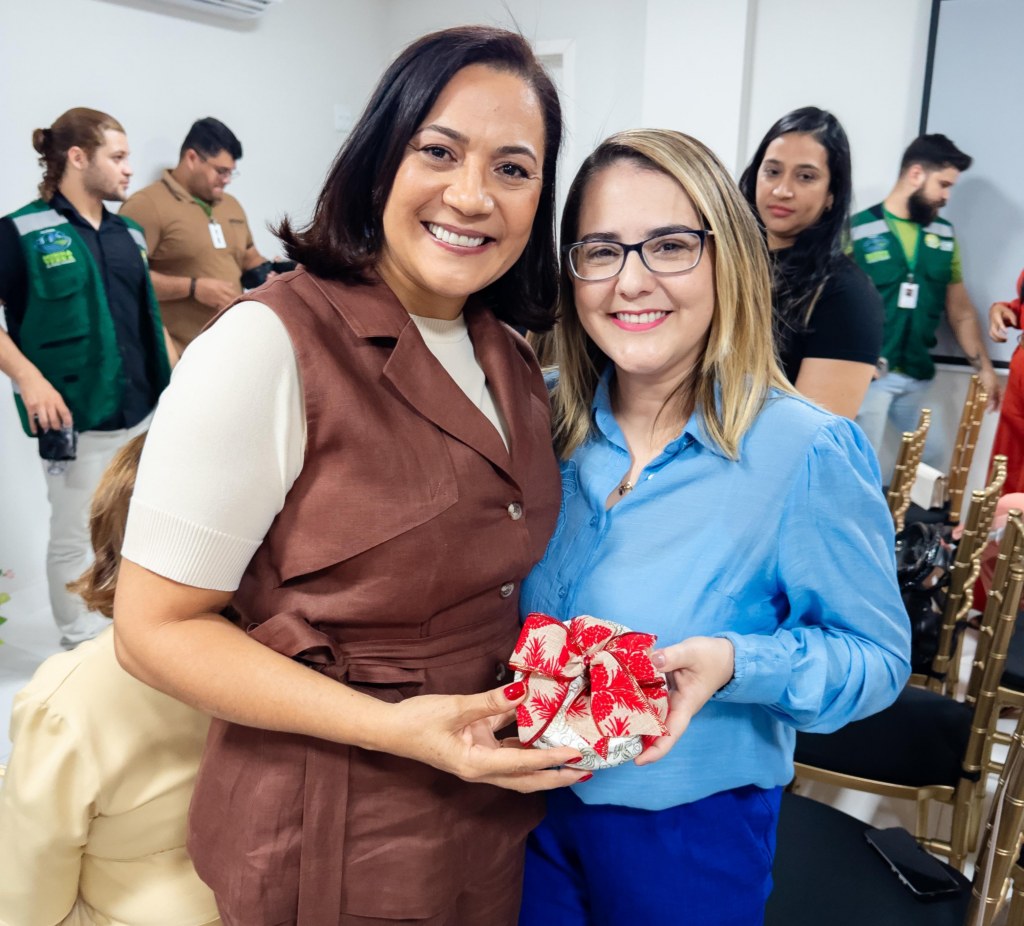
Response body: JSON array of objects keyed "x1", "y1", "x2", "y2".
[{"x1": 0, "y1": 580, "x2": 62, "y2": 763}]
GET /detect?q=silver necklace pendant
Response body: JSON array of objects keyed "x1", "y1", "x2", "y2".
[{"x1": 618, "y1": 481, "x2": 634, "y2": 497}]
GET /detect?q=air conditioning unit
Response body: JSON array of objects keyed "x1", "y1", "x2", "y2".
[{"x1": 155, "y1": 0, "x2": 282, "y2": 19}]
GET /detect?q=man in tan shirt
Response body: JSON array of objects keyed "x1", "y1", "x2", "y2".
[{"x1": 120, "y1": 118, "x2": 271, "y2": 351}]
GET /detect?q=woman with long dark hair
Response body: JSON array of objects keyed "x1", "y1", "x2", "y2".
[
  {"x1": 112, "y1": 27, "x2": 588, "y2": 926},
  {"x1": 739, "y1": 107, "x2": 883, "y2": 417}
]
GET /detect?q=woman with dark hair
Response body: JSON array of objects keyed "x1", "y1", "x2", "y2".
[
  {"x1": 112, "y1": 26, "x2": 587, "y2": 926},
  {"x1": 740, "y1": 107, "x2": 883, "y2": 417}
]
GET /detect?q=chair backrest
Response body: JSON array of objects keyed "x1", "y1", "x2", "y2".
[
  {"x1": 966, "y1": 565, "x2": 1024, "y2": 925},
  {"x1": 948, "y1": 375, "x2": 989, "y2": 524},
  {"x1": 928, "y1": 455, "x2": 1008, "y2": 695},
  {"x1": 966, "y1": 508, "x2": 1024, "y2": 710},
  {"x1": 887, "y1": 408, "x2": 932, "y2": 533}
]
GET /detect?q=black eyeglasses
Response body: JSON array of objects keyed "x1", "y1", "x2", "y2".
[
  {"x1": 199, "y1": 154, "x2": 238, "y2": 181},
  {"x1": 564, "y1": 229, "x2": 714, "y2": 282}
]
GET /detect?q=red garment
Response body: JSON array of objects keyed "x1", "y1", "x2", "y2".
[{"x1": 990, "y1": 269, "x2": 1024, "y2": 496}]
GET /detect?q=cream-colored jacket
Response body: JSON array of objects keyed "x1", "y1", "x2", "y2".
[{"x1": 0, "y1": 626, "x2": 219, "y2": 926}]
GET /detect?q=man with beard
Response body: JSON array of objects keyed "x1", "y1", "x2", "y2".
[
  {"x1": 851, "y1": 134, "x2": 1000, "y2": 468},
  {"x1": 121, "y1": 118, "x2": 273, "y2": 353},
  {"x1": 0, "y1": 108, "x2": 174, "y2": 647}
]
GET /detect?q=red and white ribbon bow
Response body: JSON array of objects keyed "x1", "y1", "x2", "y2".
[{"x1": 509, "y1": 613, "x2": 669, "y2": 765}]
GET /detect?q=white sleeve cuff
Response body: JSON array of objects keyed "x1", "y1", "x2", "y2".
[{"x1": 122, "y1": 499, "x2": 262, "y2": 592}]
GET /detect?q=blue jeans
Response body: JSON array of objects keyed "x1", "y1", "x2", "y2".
[
  {"x1": 519, "y1": 785, "x2": 782, "y2": 926},
  {"x1": 856, "y1": 371, "x2": 944, "y2": 470}
]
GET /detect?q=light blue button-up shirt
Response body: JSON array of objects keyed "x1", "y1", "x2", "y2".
[{"x1": 521, "y1": 371, "x2": 911, "y2": 811}]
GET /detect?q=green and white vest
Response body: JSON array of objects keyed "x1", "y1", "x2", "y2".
[
  {"x1": 850, "y1": 204, "x2": 955, "y2": 381},
  {"x1": 6, "y1": 199, "x2": 171, "y2": 436}
]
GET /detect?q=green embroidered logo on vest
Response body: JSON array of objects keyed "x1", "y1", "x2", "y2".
[
  {"x1": 33, "y1": 229, "x2": 76, "y2": 268},
  {"x1": 924, "y1": 233, "x2": 940, "y2": 249}
]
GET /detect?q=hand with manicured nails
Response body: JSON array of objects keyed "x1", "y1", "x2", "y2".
[
  {"x1": 18, "y1": 367, "x2": 72, "y2": 434},
  {"x1": 380, "y1": 681, "x2": 590, "y2": 791},
  {"x1": 633, "y1": 636, "x2": 735, "y2": 766}
]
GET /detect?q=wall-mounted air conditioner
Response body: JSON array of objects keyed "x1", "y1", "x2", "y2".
[{"x1": 155, "y1": 0, "x2": 282, "y2": 19}]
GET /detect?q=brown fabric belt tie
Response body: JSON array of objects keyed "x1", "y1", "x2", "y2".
[{"x1": 245, "y1": 611, "x2": 514, "y2": 925}]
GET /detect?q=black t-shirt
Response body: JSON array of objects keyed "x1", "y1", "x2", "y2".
[
  {"x1": 777, "y1": 255, "x2": 884, "y2": 386},
  {"x1": 0, "y1": 194, "x2": 163, "y2": 430}
]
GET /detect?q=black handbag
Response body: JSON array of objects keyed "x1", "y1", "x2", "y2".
[{"x1": 894, "y1": 522, "x2": 956, "y2": 677}]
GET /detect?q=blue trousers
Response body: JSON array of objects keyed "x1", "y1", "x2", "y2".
[{"x1": 520, "y1": 784, "x2": 782, "y2": 926}]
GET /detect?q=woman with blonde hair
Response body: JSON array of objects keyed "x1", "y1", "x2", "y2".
[
  {"x1": 517, "y1": 130, "x2": 910, "y2": 924},
  {"x1": 0, "y1": 433, "x2": 220, "y2": 926}
]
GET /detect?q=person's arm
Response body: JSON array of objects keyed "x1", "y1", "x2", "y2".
[
  {"x1": 638, "y1": 416, "x2": 911, "y2": 764},
  {"x1": 113, "y1": 303, "x2": 584, "y2": 791},
  {"x1": 149, "y1": 271, "x2": 237, "y2": 310},
  {"x1": 794, "y1": 358, "x2": 876, "y2": 418},
  {"x1": 947, "y1": 281, "x2": 1003, "y2": 409},
  {"x1": 242, "y1": 244, "x2": 270, "y2": 270},
  {"x1": 0, "y1": 693, "x2": 96, "y2": 925},
  {"x1": 0, "y1": 327, "x2": 72, "y2": 432}
]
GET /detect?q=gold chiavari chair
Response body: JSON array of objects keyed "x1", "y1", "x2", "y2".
[
  {"x1": 928, "y1": 456, "x2": 1007, "y2": 697},
  {"x1": 887, "y1": 409, "x2": 931, "y2": 533},
  {"x1": 948, "y1": 374, "x2": 990, "y2": 524},
  {"x1": 792, "y1": 509, "x2": 1022, "y2": 870},
  {"x1": 1007, "y1": 853, "x2": 1024, "y2": 926},
  {"x1": 904, "y1": 456, "x2": 1007, "y2": 695},
  {"x1": 967, "y1": 598, "x2": 1024, "y2": 923}
]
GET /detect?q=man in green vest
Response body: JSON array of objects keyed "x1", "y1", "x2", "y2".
[
  {"x1": 0, "y1": 108, "x2": 174, "y2": 648},
  {"x1": 851, "y1": 134, "x2": 1001, "y2": 470}
]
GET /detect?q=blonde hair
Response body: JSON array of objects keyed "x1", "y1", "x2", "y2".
[
  {"x1": 551, "y1": 129, "x2": 794, "y2": 461},
  {"x1": 66, "y1": 433, "x2": 145, "y2": 618},
  {"x1": 32, "y1": 108, "x2": 125, "y2": 202}
]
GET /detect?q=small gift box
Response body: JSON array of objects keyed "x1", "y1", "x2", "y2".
[{"x1": 509, "y1": 613, "x2": 669, "y2": 771}]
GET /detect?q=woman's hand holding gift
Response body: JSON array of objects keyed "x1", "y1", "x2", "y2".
[
  {"x1": 634, "y1": 637, "x2": 735, "y2": 767},
  {"x1": 380, "y1": 683, "x2": 588, "y2": 792}
]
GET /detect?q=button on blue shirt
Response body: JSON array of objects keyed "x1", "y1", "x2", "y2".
[{"x1": 522, "y1": 371, "x2": 911, "y2": 811}]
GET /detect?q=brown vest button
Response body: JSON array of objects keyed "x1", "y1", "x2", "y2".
[
  {"x1": 495, "y1": 662, "x2": 508, "y2": 682},
  {"x1": 507, "y1": 502, "x2": 523, "y2": 520},
  {"x1": 500, "y1": 582, "x2": 515, "y2": 598}
]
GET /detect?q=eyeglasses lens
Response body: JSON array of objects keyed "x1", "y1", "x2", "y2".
[{"x1": 570, "y1": 233, "x2": 703, "y2": 281}]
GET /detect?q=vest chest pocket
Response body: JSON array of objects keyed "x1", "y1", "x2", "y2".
[{"x1": 30, "y1": 240, "x2": 89, "y2": 302}]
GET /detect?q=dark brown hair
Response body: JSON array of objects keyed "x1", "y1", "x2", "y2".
[
  {"x1": 66, "y1": 433, "x2": 145, "y2": 618},
  {"x1": 32, "y1": 108, "x2": 125, "y2": 202},
  {"x1": 276, "y1": 26, "x2": 563, "y2": 331}
]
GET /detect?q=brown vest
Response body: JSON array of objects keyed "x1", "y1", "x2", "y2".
[{"x1": 186, "y1": 270, "x2": 561, "y2": 925}]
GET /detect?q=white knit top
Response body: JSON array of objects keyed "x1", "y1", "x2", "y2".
[{"x1": 122, "y1": 301, "x2": 509, "y2": 591}]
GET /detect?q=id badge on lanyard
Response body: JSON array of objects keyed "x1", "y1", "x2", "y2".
[
  {"x1": 898, "y1": 276, "x2": 919, "y2": 309},
  {"x1": 208, "y1": 221, "x2": 227, "y2": 249}
]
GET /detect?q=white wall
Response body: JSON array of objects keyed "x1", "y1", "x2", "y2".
[
  {"x1": 384, "y1": 0, "x2": 650, "y2": 187},
  {"x1": 745, "y1": 0, "x2": 932, "y2": 210},
  {"x1": 642, "y1": 0, "x2": 754, "y2": 175},
  {"x1": 0, "y1": 0, "x2": 389, "y2": 598}
]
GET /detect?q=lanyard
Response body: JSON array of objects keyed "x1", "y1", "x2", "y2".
[
  {"x1": 193, "y1": 196, "x2": 214, "y2": 220},
  {"x1": 883, "y1": 209, "x2": 922, "y2": 282}
]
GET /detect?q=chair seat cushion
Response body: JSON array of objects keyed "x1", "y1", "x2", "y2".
[
  {"x1": 765, "y1": 793, "x2": 970, "y2": 926},
  {"x1": 794, "y1": 686, "x2": 973, "y2": 788}
]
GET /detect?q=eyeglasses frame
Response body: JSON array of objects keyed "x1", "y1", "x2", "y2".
[
  {"x1": 198, "y1": 153, "x2": 239, "y2": 181},
  {"x1": 562, "y1": 229, "x2": 714, "y2": 282}
]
